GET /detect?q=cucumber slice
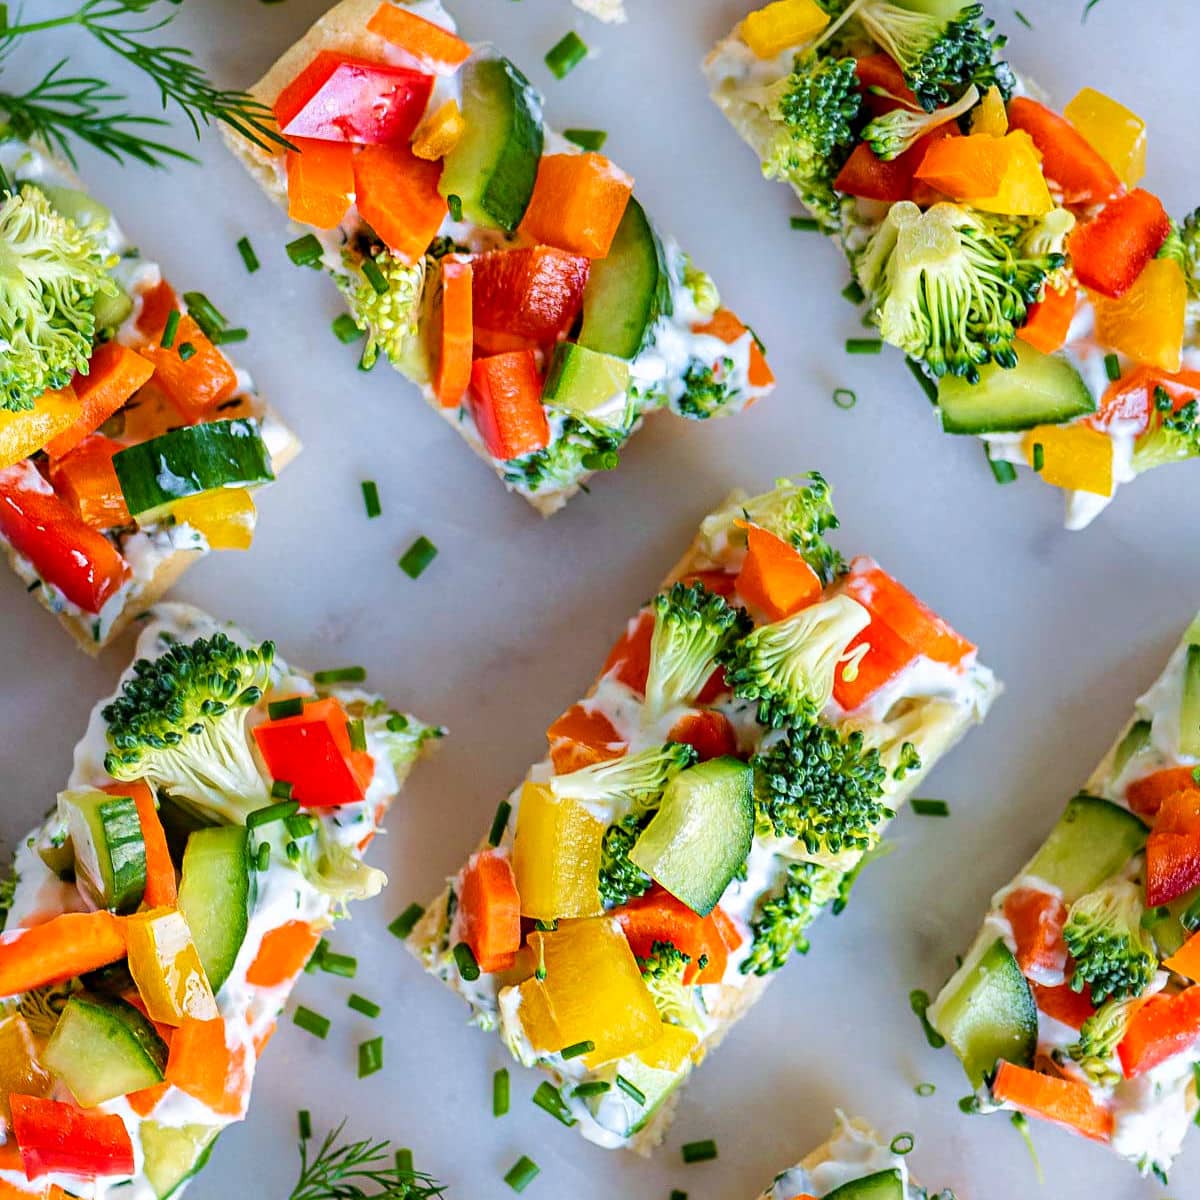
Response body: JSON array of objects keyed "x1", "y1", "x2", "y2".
[
  {"x1": 630, "y1": 757, "x2": 754, "y2": 917},
  {"x1": 930, "y1": 938, "x2": 1037, "y2": 1087},
  {"x1": 177, "y1": 826, "x2": 254, "y2": 995},
  {"x1": 439, "y1": 56, "x2": 543, "y2": 232},
  {"x1": 141, "y1": 1122, "x2": 220, "y2": 1200},
  {"x1": 1180, "y1": 645, "x2": 1200, "y2": 757},
  {"x1": 42, "y1": 993, "x2": 167, "y2": 1107},
  {"x1": 1024, "y1": 794, "x2": 1147, "y2": 904},
  {"x1": 1143, "y1": 889, "x2": 1196, "y2": 959},
  {"x1": 93, "y1": 287, "x2": 134, "y2": 335},
  {"x1": 542, "y1": 343, "x2": 631, "y2": 429},
  {"x1": 58, "y1": 788, "x2": 146, "y2": 914},
  {"x1": 582, "y1": 1057, "x2": 684, "y2": 1137},
  {"x1": 823, "y1": 1169, "x2": 906, "y2": 1200},
  {"x1": 578, "y1": 197, "x2": 672, "y2": 360},
  {"x1": 936, "y1": 341, "x2": 1096, "y2": 435},
  {"x1": 112, "y1": 418, "x2": 274, "y2": 525},
  {"x1": 1112, "y1": 719, "x2": 1152, "y2": 779}
]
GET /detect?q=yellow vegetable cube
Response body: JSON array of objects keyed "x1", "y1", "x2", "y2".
[
  {"x1": 0, "y1": 1015, "x2": 51, "y2": 1125},
  {"x1": 636, "y1": 1022, "x2": 699, "y2": 1072},
  {"x1": 1025, "y1": 424, "x2": 1114, "y2": 497},
  {"x1": 1092, "y1": 258, "x2": 1187, "y2": 373},
  {"x1": 968, "y1": 131, "x2": 1052, "y2": 216},
  {"x1": 512, "y1": 781, "x2": 604, "y2": 921},
  {"x1": 162, "y1": 487, "x2": 257, "y2": 550},
  {"x1": 515, "y1": 918, "x2": 662, "y2": 1067},
  {"x1": 413, "y1": 100, "x2": 465, "y2": 162},
  {"x1": 1064, "y1": 87, "x2": 1146, "y2": 187},
  {"x1": 969, "y1": 86, "x2": 1009, "y2": 138},
  {"x1": 0, "y1": 386, "x2": 83, "y2": 470},
  {"x1": 127, "y1": 908, "x2": 219, "y2": 1025},
  {"x1": 742, "y1": 0, "x2": 829, "y2": 59}
]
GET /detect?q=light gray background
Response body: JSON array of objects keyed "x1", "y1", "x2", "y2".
[{"x1": 4, "y1": 1, "x2": 1200, "y2": 1197}]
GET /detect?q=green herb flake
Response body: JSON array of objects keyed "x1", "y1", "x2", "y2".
[
  {"x1": 494, "y1": 1067, "x2": 510, "y2": 1117},
  {"x1": 361, "y1": 479, "x2": 382, "y2": 519},
  {"x1": 293, "y1": 1005, "x2": 331, "y2": 1040},
  {"x1": 504, "y1": 1156, "x2": 540, "y2": 1193},
  {"x1": 314, "y1": 665, "x2": 367, "y2": 684},
  {"x1": 389, "y1": 903, "x2": 425, "y2": 940},
  {"x1": 399, "y1": 535, "x2": 438, "y2": 580},
  {"x1": 545, "y1": 31, "x2": 588, "y2": 79},
  {"x1": 681, "y1": 1139, "x2": 718, "y2": 1165},
  {"x1": 564, "y1": 128, "x2": 607, "y2": 151},
  {"x1": 348, "y1": 993, "x2": 381, "y2": 1019},
  {"x1": 333, "y1": 313, "x2": 363, "y2": 344},
  {"x1": 357, "y1": 1035, "x2": 384, "y2": 1078},
  {"x1": 911, "y1": 798, "x2": 950, "y2": 817},
  {"x1": 237, "y1": 236, "x2": 260, "y2": 273}
]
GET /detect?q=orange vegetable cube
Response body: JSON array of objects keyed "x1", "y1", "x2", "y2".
[
  {"x1": 353, "y1": 142, "x2": 447, "y2": 264},
  {"x1": 467, "y1": 350, "x2": 550, "y2": 461},
  {"x1": 48, "y1": 434, "x2": 131, "y2": 531},
  {"x1": 45, "y1": 342, "x2": 154, "y2": 460},
  {"x1": 246, "y1": 920, "x2": 322, "y2": 988},
  {"x1": 366, "y1": 3, "x2": 472, "y2": 70},
  {"x1": 453, "y1": 849, "x2": 521, "y2": 973},
  {"x1": 434, "y1": 256, "x2": 473, "y2": 408},
  {"x1": 1064, "y1": 87, "x2": 1146, "y2": 188},
  {"x1": 734, "y1": 519, "x2": 821, "y2": 620},
  {"x1": 1024, "y1": 423, "x2": 1114, "y2": 496},
  {"x1": 964, "y1": 131, "x2": 1052, "y2": 216},
  {"x1": 520, "y1": 153, "x2": 634, "y2": 260},
  {"x1": 546, "y1": 703, "x2": 626, "y2": 774},
  {"x1": 915, "y1": 133, "x2": 1007, "y2": 200},
  {"x1": 0, "y1": 387, "x2": 82, "y2": 470},
  {"x1": 286, "y1": 139, "x2": 354, "y2": 230},
  {"x1": 1092, "y1": 257, "x2": 1187, "y2": 373},
  {"x1": 139, "y1": 315, "x2": 239, "y2": 418},
  {"x1": 164, "y1": 1017, "x2": 251, "y2": 1118},
  {"x1": 1017, "y1": 281, "x2": 1077, "y2": 355}
]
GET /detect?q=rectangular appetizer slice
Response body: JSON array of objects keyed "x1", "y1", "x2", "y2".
[
  {"x1": 929, "y1": 614, "x2": 1200, "y2": 1178},
  {"x1": 408, "y1": 475, "x2": 997, "y2": 1152},
  {"x1": 0, "y1": 603, "x2": 439, "y2": 1199},
  {"x1": 0, "y1": 139, "x2": 299, "y2": 651},
  {"x1": 706, "y1": 1, "x2": 1200, "y2": 530},
  {"x1": 225, "y1": 0, "x2": 774, "y2": 516}
]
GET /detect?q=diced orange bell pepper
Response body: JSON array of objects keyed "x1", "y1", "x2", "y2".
[
  {"x1": 0, "y1": 388, "x2": 83, "y2": 470},
  {"x1": 1091, "y1": 366, "x2": 1200, "y2": 436},
  {"x1": 520, "y1": 154, "x2": 634, "y2": 260},
  {"x1": 454, "y1": 849, "x2": 522, "y2": 973},
  {"x1": 1063, "y1": 87, "x2": 1146, "y2": 189},
  {"x1": 125, "y1": 1082, "x2": 169, "y2": 1118},
  {"x1": 854, "y1": 52, "x2": 918, "y2": 117},
  {"x1": 1024, "y1": 423, "x2": 1114, "y2": 496},
  {"x1": 48, "y1": 434, "x2": 131, "y2": 531},
  {"x1": 966, "y1": 130, "x2": 1052, "y2": 216},
  {"x1": 1127, "y1": 767, "x2": 1200, "y2": 817},
  {"x1": 602, "y1": 609, "x2": 653, "y2": 695},
  {"x1": 1018, "y1": 281, "x2": 1077, "y2": 355},
  {"x1": 914, "y1": 133, "x2": 1008, "y2": 200},
  {"x1": 164, "y1": 487, "x2": 257, "y2": 551},
  {"x1": 512, "y1": 781, "x2": 605, "y2": 921},
  {"x1": 734, "y1": 520, "x2": 821, "y2": 619},
  {"x1": 102, "y1": 781, "x2": 175, "y2": 908},
  {"x1": 286, "y1": 138, "x2": 354, "y2": 230},
  {"x1": 1006, "y1": 96, "x2": 1121, "y2": 206},
  {"x1": 138, "y1": 315, "x2": 239, "y2": 418},
  {"x1": 991, "y1": 1061, "x2": 1113, "y2": 1141},
  {"x1": 135, "y1": 279, "x2": 178, "y2": 340},
  {"x1": 434, "y1": 256, "x2": 473, "y2": 408},
  {"x1": 125, "y1": 908, "x2": 218, "y2": 1026},
  {"x1": 613, "y1": 886, "x2": 737, "y2": 984},
  {"x1": 546, "y1": 703, "x2": 626, "y2": 774},
  {"x1": 1070, "y1": 188, "x2": 1171, "y2": 299},
  {"x1": 0, "y1": 911, "x2": 127, "y2": 999},
  {"x1": 1032, "y1": 981, "x2": 1095, "y2": 1031},
  {"x1": 471, "y1": 246, "x2": 590, "y2": 353},
  {"x1": 44, "y1": 343, "x2": 155, "y2": 460},
  {"x1": 1164, "y1": 930, "x2": 1200, "y2": 982},
  {"x1": 1156, "y1": 788, "x2": 1200, "y2": 836},
  {"x1": 366, "y1": 3, "x2": 472, "y2": 71},
  {"x1": 467, "y1": 350, "x2": 550, "y2": 461},
  {"x1": 693, "y1": 308, "x2": 774, "y2": 389},
  {"x1": 1003, "y1": 887, "x2": 1068, "y2": 980},
  {"x1": 119, "y1": 381, "x2": 191, "y2": 443},
  {"x1": 1118, "y1": 986, "x2": 1200, "y2": 1077},
  {"x1": 164, "y1": 1016, "x2": 251, "y2": 1118},
  {"x1": 246, "y1": 920, "x2": 322, "y2": 988},
  {"x1": 412, "y1": 99, "x2": 465, "y2": 161},
  {"x1": 1091, "y1": 257, "x2": 1187, "y2": 372},
  {"x1": 741, "y1": 0, "x2": 829, "y2": 58},
  {"x1": 353, "y1": 142, "x2": 447, "y2": 264},
  {"x1": 668, "y1": 710, "x2": 738, "y2": 763}
]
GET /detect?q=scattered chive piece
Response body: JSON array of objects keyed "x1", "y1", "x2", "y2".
[
  {"x1": 915, "y1": 1082, "x2": 936, "y2": 1097},
  {"x1": 1013, "y1": 8, "x2": 1032, "y2": 27},
  {"x1": 286, "y1": 841, "x2": 301, "y2": 863},
  {"x1": 399, "y1": 535, "x2": 438, "y2": 579},
  {"x1": 361, "y1": 257, "x2": 389, "y2": 295},
  {"x1": 305, "y1": 939, "x2": 329, "y2": 974},
  {"x1": 285, "y1": 813, "x2": 316, "y2": 840},
  {"x1": 671, "y1": 1192, "x2": 688, "y2": 1200},
  {"x1": 178, "y1": 342, "x2": 196, "y2": 361},
  {"x1": 845, "y1": 337, "x2": 883, "y2": 355},
  {"x1": 504, "y1": 1156, "x2": 539, "y2": 1193},
  {"x1": 213, "y1": 326, "x2": 249, "y2": 346},
  {"x1": 494, "y1": 1067, "x2": 510, "y2": 1117},
  {"x1": 160, "y1": 309, "x2": 180, "y2": 349},
  {"x1": 314, "y1": 666, "x2": 367, "y2": 684},
  {"x1": 987, "y1": 447, "x2": 1018, "y2": 485},
  {"x1": 332, "y1": 313, "x2": 363, "y2": 344},
  {"x1": 545, "y1": 30, "x2": 588, "y2": 79},
  {"x1": 389, "y1": 903, "x2": 424, "y2": 939},
  {"x1": 681, "y1": 1140, "x2": 717, "y2": 1165},
  {"x1": 532, "y1": 1081, "x2": 577, "y2": 1127},
  {"x1": 453, "y1": 941, "x2": 480, "y2": 981},
  {"x1": 361, "y1": 480, "x2": 382, "y2": 519},
  {"x1": 298, "y1": 1109, "x2": 312, "y2": 1140},
  {"x1": 246, "y1": 799, "x2": 300, "y2": 829},
  {"x1": 320, "y1": 951, "x2": 357, "y2": 979},
  {"x1": 387, "y1": 712, "x2": 409, "y2": 733},
  {"x1": 237, "y1": 236, "x2": 260, "y2": 273},
  {"x1": 560, "y1": 1040, "x2": 595, "y2": 1060},
  {"x1": 348, "y1": 718, "x2": 367, "y2": 753},
  {"x1": 271, "y1": 779, "x2": 294, "y2": 800},
  {"x1": 905, "y1": 356, "x2": 938, "y2": 404},
  {"x1": 1031, "y1": 442, "x2": 1045, "y2": 473},
  {"x1": 564, "y1": 128, "x2": 607, "y2": 151},
  {"x1": 573, "y1": 1081, "x2": 611, "y2": 1097},
  {"x1": 358, "y1": 1036, "x2": 384, "y2": 1078},
  {"x1": 959, "y1": 1094, "x2": 981, "y2": 1114},
  {"x1": 255, "y1": 843, "x2": 271, "y2": 872},
  {"x1": 1104, "y1": 352, "x2": 1121, "y2": 381},
  {"x1": 832, "y1": 387, "x2": 857, "y2": 410},
  {"x1": 396, "y1": 1148, "x2": 414, "y2": 1176},
  {"x1": 615, "y1": 1074, "x2": 645, "y2": 1105},
  {"x1": 268, "y1": 696, "x2": 304, "y2": 720},
  {"x1": 890, "y1": 1133, "x2": 914, "y2": 1156},
  {"x1": 287, "y1": 233, "x2": 324, "y2": 268},
  {"x1": 910, "y1": 989, "x2": 946, "y2": 1048},
  {"x1": 790, "y1": 216, "x2": 819, "y2": 231},
  {"x1": 181, "y1": 291, "x2": 226, "y2": 338},
  {"x1": 911, "y1": 798, "x2": 950, "y2": 817},
  {"x1": 488, "y1": 800, "x2": 512, "y2": 847},
  {"x1": 447, "y1": 193, "x2": 464, "y2": 222},
  {"x1": 293, "y1": 1006, "x2": 330, "y2": 1040},
  {"x1": 348, "y1": 993, "x2": 381, "y2": 1018},
  {"x1": 841, "y1": 279, "x2": 865, "y2": 305}
]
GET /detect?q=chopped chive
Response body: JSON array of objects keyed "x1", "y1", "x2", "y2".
[
  {"x1": 841, "y1": 279, "x2": 865, "y2": 305},
  {"x1": 298, "y1": 1109, "x2": 312, "y2": 1140},
  {"x1": 488, "y1": 800, "x2": 512, "y2": 847},
  {"x1": 905, "y1": 355, "x2": 938, "y2": 404},
  {"x1": 447, "y1": 193, "x2": 464, "y2": 222},
  {"x1": 890, "y1": 1133, "x2": 914, "y2": 1155},
  {"x1": 959, "y1": 1094, "x2": 982, "y2": 1114},
  {"x1": 285, "y1": 813, "x2": 316, "y2": 840},
  {"x1": 25, "y1": 579, "x2": 39, "y2": 592},
  {"x1": 560, "y1": 1040, "x2": 594, "y2": 1060},
  {"x1": 181, "y1": 291, "x2": 226, "y2": 339},
  {"x1": 453, "y1": 941, "x2": 480, "y2": 981},
  {"x1": 361, "y1": 480, "x2": 382, "y2": 519},
  {"x1": 178, "y1": 342, "x2": 196, "y2": 361},
  {"x1": 790, "y1": 216, "x2": 819, "y2": 231},
  {"x1": 396, "y1": 1148, "x2": 414, "y2": 1177},
  {"x1": 1013, "y1": 8, "x2": 1032, "y2": 28},
  {"x1": 358, "y1": 1035, "x2": 384, "y2": 1078},
  {"x1": 212, "y1": 327, "x2": 248, "y2": 346},
  {"x1": 160, "y1": 309, "x2": 180, "y2": 349},
  {"x1": 387, "y1": 712, "x2": 409, "y2": 733},
  {"x1": 545, "y1": 30, "x2": 588, "y2": 79},
  {"x1": 348, "y1": 718, "x2": 367, "y2": 753},
  {"x1": 255, "y1": 843, "x2": 270, "y2": 872},
  {"x1": 305, "y1": 938, "x2": 329, "y2": 974},
  {"x1": 268, "y1": 696, "x2": 304, "y2": 720},
  {"x1": 615, "y1": 1074, "x2": 645, "y2": 1105},
  {"x1": 332, "y1": 313, "x2": 363, "y2": 343},
  {"x1": 833, "y1": 387, "x2": 857, "y2": 410},
  {"x1": 399, "y1": 535, "x2": 438, "y2": 579},
  {"x1": 532, "y1": 1081, "x2": 577, "y2": 1127},
  {"x1": 237, "y1": 236, "x2": 260, "y2": 273},
  {"x1": 314, "y1": 666, "x2": 367, "y2": 684},
  {"x1": 681, "y1": 1139, "x2": 717, "y2": 1165},
  {"x1": 494, "y1": 1067, "x2": 510, "y2": 1117},
  {"x1": 1104, "y1": 352, "x2": 1121, "y2": 382},
  {"x1": 1031, "y1": 442, "x2": 1045, "y2": 472},
  {"x1": 286, "y1": 841, "x2": 301, "y2": 863},
  {"x1": 845, "y1": 337, "x2": 883, "y2": 355},
  {"x1": 271, "y1": 779, "x2": 294, "y2": 800},
  {"x1": 564, "y1": 128, "x2": 607, "y2": 151},
  {"x1": 293, "y1": 1006, "x2": 330, "y2": 1040},
  {"x1": 389, "y1": 903, "x2": 424, "y2": 939},
  {"x1": 987, "y1": 446, "x2": 1018, "y2": 484},
  {"x1": 915, "y1": 1082, "x2": 936, "y2": 1097},
  {"x1": 573, "y1": 1081, "x2": 611, "y2": 1097},
  {"x1": 320, "y1": 951, "x2": 357, "y2": 979},
  {"x1": 910, "y1": 989, "x2": 946, "y2": 1048},
  {"x1": 671, "y1": 1192, "x2": 688, "y2": 1200},
  {"x1": 246, "y1": 799, "x2": 300, "y2": 829},
  {"x1": 287, "y1": 233, "x2": 324, "y2": 268},
  {"x1": 504, "y1": 1156, "x2": 540, "y2": 1193},
  {"x1": 348, "y1": 993, "x2": 381, "y2": 1018},
  {"x1": 361, "y1": 257, "x2": 389, "y2": 294},
  {"x1": 911, "y1": 798, "x2": 950, "y2": 817}
]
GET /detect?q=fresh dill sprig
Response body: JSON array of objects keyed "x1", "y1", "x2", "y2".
[{"x1": 290, "y1": 1120, "x2": 446, "y2": 1200}]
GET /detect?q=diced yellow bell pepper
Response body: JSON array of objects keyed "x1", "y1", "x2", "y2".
[
  {"x1": 1092, "y1": 258, "x2": 1187, "y2": 373},
  {"x1": 413, "y1": 100, "x2": 465, "y2": 162},
  {"x1": 127, "y1": 907, "x2": 219, "y2": 1025},
  {"x1": 0, "y1": 386, "x2": 83, "y2": 469},
  {"x1": 512, "y1": 781, "x2": 604, "y2": 921},
  {"x1": 162, "y1": 487, "x2": 257, "y2": 550},
  {"x1": 1024, "y1": 424, "x2": 1114, "y2": 496},
  {"x1": 515, "y1": 918, "x2": 662, "y2": 1067},
  {"x1": 969, "y1": 86, "x2": 1009, "y2": 138},
  {"x1": 0, "y1": 1014, "x2": 51, "y2": 1125},
  {"x1": 742, "y1": 0, "x2": 829, "y2": 59},
  {"x1": 635, "y1": 1022, "x2": 699, "y2": 1073},
  {"x1": 967, "y1": 131, "x2": 1052, "y2": 216},
  {"x1": 1064, "y1": 87, "x2": 1146, "y2": 188}
]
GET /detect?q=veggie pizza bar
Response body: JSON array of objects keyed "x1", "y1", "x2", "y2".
[
  {"x1": 225, "y1": 0, "x2": 774, "y2": 515},
  {"x1": 0, "y1": 604, "x2": 439, "y2": 1198},
  {"x1": 407, "y1": 474, "x2": 997, "y2": 1152},
  {"x1": 707, "y1": 0, "x2": 1200, "y2": 529},
  {"x1": 929, "y1": 613, "x2": 1200, "y2": 1178},
  {"x1": 0, "y1": 140, "x2": 298, "y2": 651}
]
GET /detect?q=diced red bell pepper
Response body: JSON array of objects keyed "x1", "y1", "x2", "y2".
[
  {"x1": 1146, "y1": 829, "x2": 1200, "y2": 906},
  {"x1": 272, "y1": 50, "x2": 434, "y2": 144},
  {"x1": 48, "y1": 434, "x2": 131, "y2": 531},
  {"x1": 1032, "y1": 981, "x2": 1095, "y2": 1031},
  {"x1": 1089, "y1": 366, "x2": 1200, "y2": 436},
  {"x1": 1118, "y1": 986, "x2": 1200, "y2": 1078},
  {"x1": 0, "y1": 463, "x2": 129, "y2": 613},
  {"x1": 601, "y1": 609, "x2": 653, "y2": 695},
  {"x1": 252, "y1": 696, "x2": 374, "y2": 808},
  {"x1": 833, "y1": 620, "x2": 916, "y2": 715},
  {"x1": 613, "y1": 886, "x2": 738, "y2": 984},
  {"x1": 854, "y1": 52, "x2": 919, "y2": 116},
  {"x1": 1069, "y1": 188, "x2": 1171, "y2": 299},
  {"x1": 471, "y1": 246, "x2": 590, "y2": 355},
  {"x1": 1127, "y1": 766, "x2": 1200, "y2": 817},
  {"x1": 1006, "y1": 96, "x2": 1121, "y2": 207},
  {"x1": 10, "y1": 1094, "x2": 134, "y2": 1180},
  {"x1": 1003, "y1": 887, "x2": 1069, "y2": 983},
  {"x1": 834, "y1": 126, "x2": 955, "y2": 203},
  {"x1": 667, "y1": 710, "x2": 738, "y2": 762},
  {"x1": 546, "y1": 703, "x2": 626, "y2": 775},
  {"x1": 466, "y1": 350, "x2": 550, "y2": 461}
]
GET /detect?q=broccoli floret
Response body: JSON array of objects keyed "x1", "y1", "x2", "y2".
[
  {"x1": 637, "y1": 940, "x2": 705, "y2": 1032},
  {"x1": 359, "y1": 701, "x2": 444, "y2": 778},
  {"x1": 339, "y1": 247, "x2": 428, "y2": 375},
  {"x1": 102, "y1": 632, "x2": 275, "y2": 825},
  {"x1": 752, "y1": 723, "x2": 892, "y2": 855},
  {"x1": 599, "y1": 812, "x2": 653, "y2": 907},
  {"x1": 293, "y1": 823, "x2": 387, "y2": 914},
  {"x1": 1063, "y1": 879, "x2": 1158, "y2": 1004},
  {"x1": 682, "y1": 255, "x2": 720, "y2": 319},
  {"x1": 1131, "y1": 390, "x2": 1200, "y2": 475},
  {"x1": 0, "y1": 867, "x2": 17, "y2": 933},
  {"x1": 741, "y1": 860, "x2": 843, "y2": 975},
  {"x1": 550, "y1": 742, "x2": 698, "y2": 819},
  {"x1": 1157, "y1": 207, "x2": 1200, "y2": 299},
  {"x1": 861, "y1": 83, "x2": 978, "y2": 161},
  {"x1": 721, "y1": 594, "x2": 870, "y2": 730},
  {"x1": 503, "y1": 416, "x2": 627, "y2": 492},
  {"x1": 0, "y1": 184, "x2": 116, "y2": 412},
  {"x1": 1064, "y1": 997, "x2": 1139, "y2": 1087},
  {"x1": 644, "y1": 581, "x2": 752, "y2": 721},
  {"x1": 675, "y1": 355, "x2": 741, "y2": 420},
  {"x1": 857, "y1": 202, "x2": 1066, "y2": 383}
]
